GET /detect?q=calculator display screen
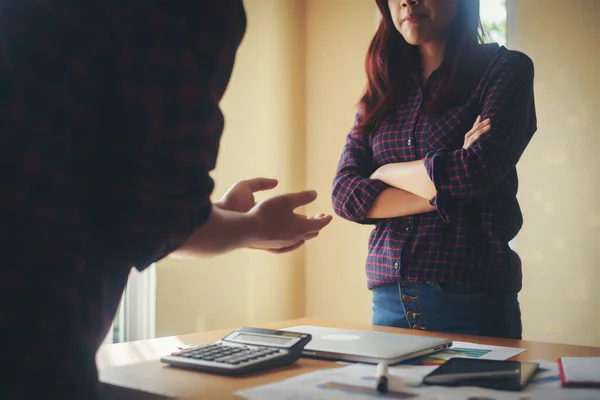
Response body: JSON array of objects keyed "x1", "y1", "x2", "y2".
[{"x1": 234, "y1": 333, "x2": 293, "y2": 346}]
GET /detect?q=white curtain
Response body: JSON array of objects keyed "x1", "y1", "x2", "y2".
[{"x1": 103, "y1": 264, "x2": 157, "y2": 344}]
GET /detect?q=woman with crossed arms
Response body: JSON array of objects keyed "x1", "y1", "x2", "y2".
[{"x1": 332, "y1": 0, "x2": 537, "y2": 339}]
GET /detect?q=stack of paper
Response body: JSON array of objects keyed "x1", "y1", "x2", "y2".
[
  {"x1": 235, "y1": 341, "x2": 600, "y2": 400},
  {"x1": 558, "y1": 357, "x2": 600, "y2": 388}
]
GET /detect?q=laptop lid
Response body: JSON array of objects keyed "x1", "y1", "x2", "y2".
[{"x1": 283, "y1": 325, "x2": 452, "y2": 365}]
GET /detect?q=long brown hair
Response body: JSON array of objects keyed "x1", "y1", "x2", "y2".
[{"x1": 355, "y1": 0, "x2": 488, "y2": 136}]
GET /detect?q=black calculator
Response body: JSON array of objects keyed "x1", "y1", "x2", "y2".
[{"x1": 160, "y1": 327, "x2": 312, "y2": 375}]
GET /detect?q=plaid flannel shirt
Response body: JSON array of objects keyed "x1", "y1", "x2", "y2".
[
  {"x1": 0, "y1": 1, "x2": 246, "y2": 398},
  {"x1": 332, "y1": 44, "x2": 537, "y2": 292}
]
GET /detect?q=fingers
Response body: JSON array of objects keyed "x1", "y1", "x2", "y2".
[
  {"x1": 252, "y1": 189, "x2": 333, "y2": 248},
  {"x1": 464, "y1": 116, "x2": 491, "y2": 150},
  {"x1": 302, "y1": 231, "x2": 320, "y2": 241},
  {"x1": 283, "y1": 190, "x2": 318, "y2": 209},
  {"x1": 299, "y1": 212, "x2": 333, "y2": 232},
  {"x1": 464, "y1": 125, "x2": 490, "y2": 149},
  {"x1": 306, "y1": 213, "x2": 326, "y2": 219},
  {"x1": 466, "y1": 117, "x2": 490, "y2": 139},
  {"x1": 270, "y1": 228, "x2": 323, "y2": 253},
  {"x1": 300, "y1": 214, "x2": 333, "y2": 232},
  {"x1": 470, "y1": 115, "x2": 487, "y2": 130},
  {"x1": 265, "y1": 232, "x2": 321, "y2": 254},
  {"x1": 241, "y1": 177, "x2": 279, "y2": 192},
  {"x1": 476, "y1": 117, "x2": 491, "y2": 130},
  {"x1": 266, "y1": 241, "x2": 306, "y2": 254}
]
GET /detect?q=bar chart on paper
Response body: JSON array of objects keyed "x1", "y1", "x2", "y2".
[
  {"x1": 402, "y1": 341, "x2": 525, "y2": 366},
  {"x1": 236, "y1": 342, "x2": 527, "y2": 400},
  {"x1": 300, "y1": 341, "x2": 526, "y2": 398},
  {"x1": 315, "y1": 342, "x2": 525, "y2": 398}
]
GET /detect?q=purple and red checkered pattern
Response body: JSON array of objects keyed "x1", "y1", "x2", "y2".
[
  {"x1": 0, "y1": 1, "x2": 246, "y2": 398},
  {"x1": 332, "y1": 45, "x2": 537, "y2": 293}
]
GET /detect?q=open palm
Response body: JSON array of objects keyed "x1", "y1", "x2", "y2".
[
  {"x1": 216, "y1": 178, "x2": 279, "y2": 213},
  {"x1": 215, "y1": 178, "x2": 331, "y2": 254}
]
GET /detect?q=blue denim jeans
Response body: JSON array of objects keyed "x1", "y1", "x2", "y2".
[{"x1": 371, "y1": 280, "x2": 522, "y2": 339}]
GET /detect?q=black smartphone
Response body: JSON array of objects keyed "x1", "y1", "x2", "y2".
[{"x1": 422, "y1": 358, "x2": 540, "y2": 391}]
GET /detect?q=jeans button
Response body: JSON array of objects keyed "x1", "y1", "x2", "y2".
[{"x1": 401, "y1": 294, "x2": 412, "y2": 303}]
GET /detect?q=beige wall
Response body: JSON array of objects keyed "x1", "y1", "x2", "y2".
[
  {"x1": 304, "y1": 0, "x2": 600, "y2": 346},
  {"x1": 155, "y1": 0, "x2": 307, "y2": 337},
  {"x1": 156, "y1": 0, "x2": 378, "y2": 338},
  {"x1": 507, "y1": 0, "x2": 600, "y2": 346},
  {"x1": 304, "y1": 0, "x2": 377, "y2": 323},
  {"x1": 156, "y1": 0, "x2": 600, "y2": 347}
]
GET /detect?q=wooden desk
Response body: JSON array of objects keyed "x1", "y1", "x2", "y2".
[{"x1": 97, "y1": 317, "x2": 600, "y2": 399}]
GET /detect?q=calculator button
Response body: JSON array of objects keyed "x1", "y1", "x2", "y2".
[{"x1": 167, "y1": 343, "x2": 290, "y2": 371}]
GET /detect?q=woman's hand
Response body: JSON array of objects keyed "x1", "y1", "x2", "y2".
[
  {"x1": 463, "y1": 115, "x2": 491, "y2": 149},
  {"x1": 366, "y1": 117, "x2": 492, "y2": 198},
  {"x1": 370, "y1": 115, "x2": 492, "y2": 182}
]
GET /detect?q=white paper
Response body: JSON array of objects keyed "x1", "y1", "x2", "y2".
[
  {"x1": 236, "y1": 358, "x2": 600, "y2": 400},
  {"x1": 401, "y1": 340, "x2": 526, "y2": 366},
  {"x1": 560, "y1": 357, "x2": 600, "y2": 383},
  {"x1": 237, "y1": 340, "x2": 526, "y2": 400},
  {"x1": 333, "y1": 340, "x2": 525, "y2": 367},
  {"x1": 527, "y1": 360, "x2": 600, "y2": 400}
]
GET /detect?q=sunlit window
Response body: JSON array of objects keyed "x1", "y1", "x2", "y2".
[{"x1": 480, "y1": 0, "x2": 507, "y2": 46}]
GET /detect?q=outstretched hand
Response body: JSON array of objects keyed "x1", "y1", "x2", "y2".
[
  {"x1": 216, "y1": 177, "x2": 279, "y2": 213},
  {"x1": 216, "y1": 178, "x2": 333, "y2": 254},
  {"x1": 249, "y1": 190, "x2": 333, "y2": 254}
]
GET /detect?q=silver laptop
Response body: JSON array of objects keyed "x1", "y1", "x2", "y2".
[{"x1": 283, "y1": 325, "x2": 452, "y2": 365}]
